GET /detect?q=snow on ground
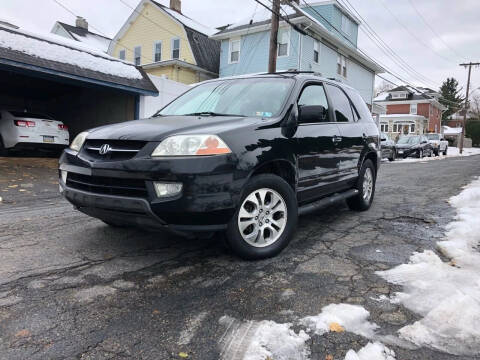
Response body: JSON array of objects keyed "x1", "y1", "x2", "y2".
[
  {"x1": 300, "y1": 303, "x2": 378, "y2": 338},
  {"x1": 218, "y1": 316, "x2": 310, "y2": 360},
  {"x1": 0, "y1": 28, "x2": 142, "y2": 79},
  {"x1": 388, "y1": 147, "x2": 480, "y2": 164},
  {"x1": 219, "y1": 304, "x2": 390, "y2": 359},
  {"x1": 344, "y1": 342, "x2": 396, "y2": 360},
  {"x1": 377, "y1": 177, "x2": 480, "y2": 355}
]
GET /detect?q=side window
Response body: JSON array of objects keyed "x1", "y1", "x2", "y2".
[
  {"x1": 325, "y1": 84, "x2": 353, "y2": 122},
  {"x1": 297, "y1": 84, "x2": 330, "y2": 123}
]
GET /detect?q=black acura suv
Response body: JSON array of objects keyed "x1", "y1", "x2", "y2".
[{"x1": 59, "y1": 73, "x2": 380, "y2": 259}]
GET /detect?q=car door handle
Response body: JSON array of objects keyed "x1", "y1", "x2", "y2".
[{"x1": 332, "y1": 135, "x2": 342, "y2": 144}]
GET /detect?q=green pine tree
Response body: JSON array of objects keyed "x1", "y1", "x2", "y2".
[{"x1": 439, "y1": 78, "x2": 464, "y2": 124}]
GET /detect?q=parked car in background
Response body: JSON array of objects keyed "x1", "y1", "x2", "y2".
[
  {"x1": 59, "y1": 73, "x2": 381, "y2": 260},
  {"x1": 380, "y1": 132, "x2": 396, "y2": 161},
  {"x1": 395, "y1": 135, "x2": 433, "y2": 158},
  {"x1": 426, "y1": 133, "x2": 448, "y2": 156},
  {"x1": 0, "y1": 110, "x2": 69, "y2": 154}
]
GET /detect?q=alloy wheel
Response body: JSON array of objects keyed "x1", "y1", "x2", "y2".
[
  {"x1": 362, "y1": 168, "x2": 374, "y2": 202},
  {"x1": 237, "y1": 188, "x2": 287, "y2": 247}
]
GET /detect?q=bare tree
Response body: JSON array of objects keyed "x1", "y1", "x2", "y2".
[
  {"x1": 469, "y1": 94, "x2": 480, "y2": 120},
  {"x1": 375, "y1": 80, "x2": 394, "y2": 97}
]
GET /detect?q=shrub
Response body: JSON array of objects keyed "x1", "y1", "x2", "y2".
[{"x1": 466, "y1": 120, "x2": 480, "y2": 147}]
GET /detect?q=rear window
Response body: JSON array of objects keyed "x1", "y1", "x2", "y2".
[
  {"x1": 426, "y1": 134, "x2": 439, "y2": 140},
  {"x1": 344, "y1": 88, "x2": 372, "y2": 122},
  {"x1": 9, "y1": 111, "x2": 53, "y2": 120}
]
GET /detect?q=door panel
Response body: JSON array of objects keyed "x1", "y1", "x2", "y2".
[{"x1": 296, "y1": 123, "x2": 342, "y2": 203}]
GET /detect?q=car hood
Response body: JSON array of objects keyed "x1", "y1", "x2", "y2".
[
  {"x1": 395, "y1": 143, "x2": 417, "y2": 149},
  {"x1": 85, "y1": 115, "x2": 261, "y2": 141}
]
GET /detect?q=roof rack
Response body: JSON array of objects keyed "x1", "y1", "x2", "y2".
[{"x1": 263, "y1": 70, "x2": 323, "y2": 77}]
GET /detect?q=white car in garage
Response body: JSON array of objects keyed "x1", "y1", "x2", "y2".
[{"x1": 0, "y1": 110, "x2": 69, "y2": 153}]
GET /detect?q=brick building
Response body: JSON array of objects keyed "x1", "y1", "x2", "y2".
[{"x1": 374, "y1": 86, "x2": 446, "y2": 135}]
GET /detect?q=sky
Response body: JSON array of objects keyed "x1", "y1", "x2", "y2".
[{"x1": 2, "y1": 0, "x2": 480, "y2": 96}]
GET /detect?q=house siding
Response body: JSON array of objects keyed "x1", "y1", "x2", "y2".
[
  {"x1": 112, "y1": 2, "x2": 195, "y2": 66},
  {"x1": 385, "y1": 102, "x2": 442, "y2": 133},
  {"x1": 302, "y1": 4, "x2": 358, "y2": 47},
  {"x1": 219, "y1": 27, "x2": 299, "y2": 77},
  {"x1": 219, "y1": 27, "x2": 374, "y2": 105}
]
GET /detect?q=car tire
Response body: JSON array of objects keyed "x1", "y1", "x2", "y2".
[
  {"x1": 434, "y1": 149, "x2": 439, "y2": 156},
  {"x1": 443, "y1": 147, "x2": 448, "y2": 156},
  {"x1": 388, "y1": 150, "x2": 396, "y2": 162},
  {"x1": 346, "y1": 159, "x2": 376, "y2": 212},
  {"x1": 418, "y1": 149, "x2": 423, "y2": 158},
  {"x1": 226, "y1": 174, "x2": 297, "y2": 260}
]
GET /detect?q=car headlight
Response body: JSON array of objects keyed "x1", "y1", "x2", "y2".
[
  {"x1": 69, "y1": 131, "x2": 88, "y2": 152},
  {"x1": 152, "y1": 135, "x2": 231, "y2": 156}
]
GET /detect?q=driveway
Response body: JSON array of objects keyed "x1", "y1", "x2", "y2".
[{"x1": 0, "y1": 155, "x2": 479, "y2": 359}]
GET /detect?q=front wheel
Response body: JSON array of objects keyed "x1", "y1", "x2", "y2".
[
  {"x1": 347, "y1": 159, "x2": 376, "y2": 212},
  {"x1": 226, "y1": 174, "x2": 297, "y2": 260},
  {"x1": 418, "y1": 149, "x2": 424, "y2": 158}
]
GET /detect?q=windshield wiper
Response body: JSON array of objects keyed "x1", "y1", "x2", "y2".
[{"x1": 183, "y1": 112, "x2": 245, "y2": 117}]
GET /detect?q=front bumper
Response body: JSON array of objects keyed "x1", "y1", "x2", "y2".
[
  {"x1": 59, "y1": 149, "x2": 243, "y2": 232},
  {"x1": 395, "y1": 148, "x2": 418, "y2": 158}
]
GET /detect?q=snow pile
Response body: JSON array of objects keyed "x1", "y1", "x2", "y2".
[
  {"x1": 377, "y1": 177, "x2": 480, "y2": 355},
  {"x1": 219, "y1": 316, "x2": 310, "y2": 360},
  {"x1": 162, "y1": 7, "x2": 216, "y2": 36},
  {"x1": 345, "y1": 342, "x2": 396, "y2": 360},
  {"x1": 0, "y1": 28, "x2": 142, "y2": 79},
  {"x1": 301, "y1": 303, "x2": 379, "y2": 338}
]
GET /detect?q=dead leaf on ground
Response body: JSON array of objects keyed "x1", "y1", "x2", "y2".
[
  {"x1": 329, "y1": 322, "x2": 345, "y2": 332},
  {"x1": 15, "y1": 329, "x2": 31, "y2": 338},
  {"x1": 178, "y1": 352, "x2": 188, "y2": 358}
]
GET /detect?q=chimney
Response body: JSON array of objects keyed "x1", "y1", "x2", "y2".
[
  {"x1": 170, "y1": 0, "x2": 182, "y2": 13},
  {"x1": 75, "y1": 16, "x2": 88, "y2": 30}
]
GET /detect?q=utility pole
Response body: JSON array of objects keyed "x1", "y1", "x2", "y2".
[
  {"x1": 459, "y1": 62, "x2": 480, "y2": 154},
  {"x1": 268, "y1": 0, "x2": 281, "y2": 73}
]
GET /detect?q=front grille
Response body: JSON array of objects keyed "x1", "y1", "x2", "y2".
[
  {"x1": 66, "y1": 172, "x2": 148, "y2": 198},
  {"x1": 82, "y1": 140, "x2": 147, "y2": 161}
]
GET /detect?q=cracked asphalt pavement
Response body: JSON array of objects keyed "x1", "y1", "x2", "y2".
[{"x1": 0, "y1": 156, "x2": 479, "y2": 359}]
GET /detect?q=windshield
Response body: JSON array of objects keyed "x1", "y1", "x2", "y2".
[
  {"x1": 158, "y1": 78, "x2": 295, "y2": 118},
  {"x1": 397, "y1": 136, "x2": 420, "y2": 145},
  {"x1": 426, "y1": 134, "x2": 440, "y2": 140}
]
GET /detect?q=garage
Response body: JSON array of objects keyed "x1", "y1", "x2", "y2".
[{"x1": 0, "y1": 25, "x2": 158, "y2": 152}]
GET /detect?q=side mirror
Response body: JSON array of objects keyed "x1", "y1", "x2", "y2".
[
  {"x1": 440, "y1": 138, "x2": 445, "y2": 141},
  {"x1": 421, "y1": 140, "x2": 427, "y2": 144},
  {"x1": 381, "y1": 137, "x2": 387, "y2": 142},
  {"x1": 298, "y1": 105, "x2": 327, "y2": 124}
]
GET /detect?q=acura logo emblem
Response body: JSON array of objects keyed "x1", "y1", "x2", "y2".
[{"x1": 99, "y1": 144, "x2": 112, "y2": 155}]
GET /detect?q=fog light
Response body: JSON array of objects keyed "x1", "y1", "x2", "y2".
[
  {"x1": 61, "y1": 170, "x2": 67, "y2": 183},
  {"x1": 153, "y1": 182, "x2": 182, "y2": 197}
]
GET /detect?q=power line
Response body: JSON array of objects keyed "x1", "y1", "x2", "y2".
[
  {"x1": 337, "y1": 0, "x2": 440, "y2": 88},
  {"x1": 407, "y1": 0, "x2": 468, "y2": 62},
  {"x1": 375, "y1": 0, "x2": 458, "y2": 65}
]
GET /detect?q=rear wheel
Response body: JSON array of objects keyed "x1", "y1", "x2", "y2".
[
  {"x1": 443, "y1": 147, "x2": 448, "y2": 156},
  {"x1": 0, "y1": 136, "x2": 8, "y2": 156},
  {"x1": 418, "y1": 149, "x2": 424, "y2": 158},
  {"x1": 226, "y1": 174, "x2": 297, "y2": 260},
  {"x1": 347, "y1": 159, "x2": 376, "y2": 212}
]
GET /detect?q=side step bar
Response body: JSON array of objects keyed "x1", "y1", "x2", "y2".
[{"x1": 298, "y1": 189, "x2": 359, "y2": 216}]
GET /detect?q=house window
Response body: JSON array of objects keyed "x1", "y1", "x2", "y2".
[
  {"x1": 134, "y1": 46, "x2": 141, "y2": 66},
  {"x1": 119, "y1": 49, "x2": 126, "y2": 60},
  {"x1": 337, "y1": 54, "x2": 347, "y2": 77},
  {"x1": 380, "y1": 123, "x2": 389, "y2": 132},
  {"x1": 172, "y1": 38, "x2": 180, "y2": 59},
  {"x1": 154, "y1": 41, "x2": 162, "y2": 62},
  {"x1": 410, "y1": 124, "x2": 415, "y2": 133},
  {"x1": 313, "y1": 40, "x2": 320, "y2": 63},
  {"x1": 341, "y1": 15, "x2": 352, "y2": 36},
  {"x1": 229, "y1": 38, "x2": 241, "y2": 63},
  {"x1": 392, "y1": 93, "x2": 407, "y2": 99},
  {"x1": 410, "y1": 103, "x2": 417, "y2": 114},
  {"x1": 277, "y1": 28, "x2": 290, "y2": 57}
]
